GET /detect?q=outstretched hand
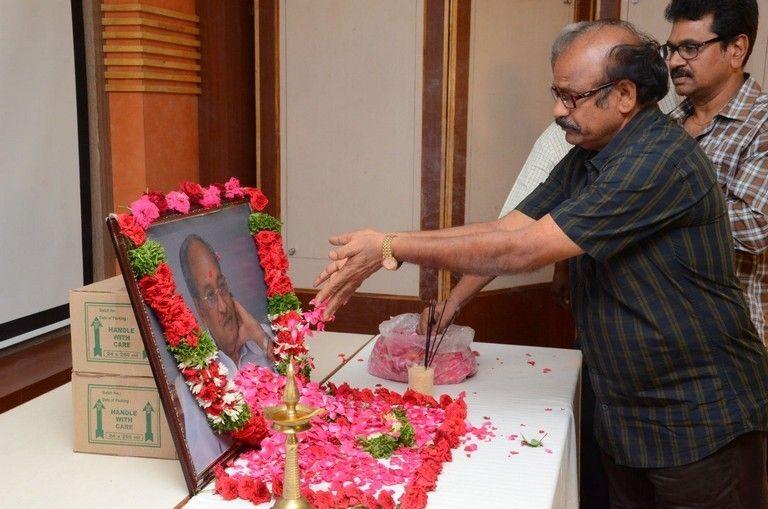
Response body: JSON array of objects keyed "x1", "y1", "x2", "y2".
[{"x1": 313, "y1": 229, "x2": 386, "y2": 319}]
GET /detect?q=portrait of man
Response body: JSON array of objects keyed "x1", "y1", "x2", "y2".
[
  {"x1": 172, "y1": 233, "x2": 275, "y2": 472},
  {"x1": 179, "y1": 234, "x2": 275, "y2": 372},
  {"x1": 126, "y1": 203, "x2": 275, "y2": 475}
]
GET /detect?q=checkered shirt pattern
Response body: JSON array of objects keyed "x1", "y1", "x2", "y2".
[{"x1": 670, "y1": 76, "x2": 768, "y2": 344}]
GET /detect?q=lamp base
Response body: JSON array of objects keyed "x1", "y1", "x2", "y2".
[{"x1": 271, "y1": 496, "x2": 314, "y2": 509}]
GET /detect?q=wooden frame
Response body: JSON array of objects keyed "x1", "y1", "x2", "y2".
[{"x1": 106, "y1": 201, "x2": 276, "y2": 494}]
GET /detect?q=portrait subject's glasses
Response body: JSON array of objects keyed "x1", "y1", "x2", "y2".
[
  {"x1": 550, "y1": 80, "x2": 618, "y2": 110},
  {"x1": 200, "y1": 282, "x2": 231, "y2": 307},
  {"x1": 659, "y1": 36, "x2": 725, "y2": 61}
]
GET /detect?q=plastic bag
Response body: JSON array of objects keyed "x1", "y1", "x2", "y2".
[{"x1": 368, "y1": 313, "x2": 477, "y2": 384}]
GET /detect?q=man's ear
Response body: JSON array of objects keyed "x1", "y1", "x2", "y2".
[
  {"x1": 729, "y1": 34, "x2": 749, "y2": 69},
  {"x1": 615, "y1": 79, "x2": 637, "y2": 114}
]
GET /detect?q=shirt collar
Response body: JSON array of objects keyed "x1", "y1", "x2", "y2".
[
  {"x1": 669, "y1": 74, "x2": 762, "y2": 124},
  {"x1": 588, "y1": 105, "x2": 664, "y2": 171}
]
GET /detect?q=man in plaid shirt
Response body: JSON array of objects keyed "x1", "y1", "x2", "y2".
[
  {"x1": 664, "y1": 0, "x2": 768, "y2": 344},
  {"x1": 316, "y1": 19, "x2": 768, "y2": 507}
]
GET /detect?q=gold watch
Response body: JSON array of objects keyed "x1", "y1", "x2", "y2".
[{"x1": 382, "y1": 234, "x2": 400, "y2": 271}]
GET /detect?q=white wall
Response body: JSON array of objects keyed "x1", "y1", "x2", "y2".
[
  {"x1": 280, "y1": 0, "x2": 423, "y2": 295},
  {"x1": 465, "y1": 0, "x2": 573, "y2": 289},
  {"x1": 0, "y1": 0, "x2": 84, "y2": 345}
]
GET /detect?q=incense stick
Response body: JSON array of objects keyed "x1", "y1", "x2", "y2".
[
  {"x1": 423, "y1": 300, "x2": 435, "y2": 368},
  {"x1": 426, "y1": 309, "x2": 458, "y2": 368}
]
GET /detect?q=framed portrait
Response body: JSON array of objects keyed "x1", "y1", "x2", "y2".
[{"x1": 107, "y1": 201, "x2": 276, "y2": 494}]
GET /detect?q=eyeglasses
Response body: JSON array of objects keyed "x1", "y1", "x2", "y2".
[
  {"x1": 659, "y1": 36, "x2": 724, "y2": 61},
  {"x1": 550, "y1": 80, "x2": 618, "y2": 110},
  {"x1": 199, "y1": 281, "x2": 231, "y2": 308}
]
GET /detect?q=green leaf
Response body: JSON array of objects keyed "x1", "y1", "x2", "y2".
[
  {"x1": 128, "y1": 239, "x2": 166, "y2": 278},
  {"x1": 268, "y1": 293, "x2": 302, "y2": 316},
  {"x1": 248, "y1": 212, "x2": 282, "y2": 234},
  {"x1": 169, "y1": 329, "x2": 218, "y2": 369},
  {"x1": 358, "y1": 434, "x2": 399, "y2": 459},
  {"x1": 398, "y1": 421, "x2": 415, "y2": 447}
]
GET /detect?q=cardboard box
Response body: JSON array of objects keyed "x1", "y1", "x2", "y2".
[
  {"x1": 70, "y1": 276, "x2": 151, "y2": 377},
  {"x1": 72, "y1": 372, "x2": 177, "y2": 459}
]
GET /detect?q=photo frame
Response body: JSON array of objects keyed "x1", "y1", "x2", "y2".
[{"x1": 107, "y1": 200, "x2": 276, "y2": 494}]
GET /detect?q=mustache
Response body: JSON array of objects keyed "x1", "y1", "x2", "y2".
[
  {"x1": 556, "y1": 117, "x2": 581, "y2": 133},
  {"x1": 670, "y1": 66, "x2": 693, "y2": 79}
]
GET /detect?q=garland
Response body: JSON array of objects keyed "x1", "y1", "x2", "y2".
[{"x1": 115, "y1": 178, "x2": 328, "y2": 440}]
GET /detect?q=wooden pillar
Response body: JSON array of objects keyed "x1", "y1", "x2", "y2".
[{"x1": 102, "y1": 0, "x2": 200, "y2": 210}]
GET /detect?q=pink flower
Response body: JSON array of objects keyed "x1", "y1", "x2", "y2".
[
  {"x1": 129, "y1": 195, "x2": 160, "y2": 229},
  {"x1": 165, "y1": 191, "x2": 190, "y2": 214},
  {"x1": 224, "y1": 177, "x2": 245, "y2": 199},
  {"x1": 200, "y1": 185, "x2": 222, "y2": 209}
]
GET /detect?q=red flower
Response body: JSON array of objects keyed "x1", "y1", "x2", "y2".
[
  {"x1": 158, "y1": 299, "x2": 198, "y2": 348},
  {"x1": 214, "y1": 474, "x2": 239, "y2": 500},
  {"x1": 375, "y1": 387, "x2": 405, "y2": 406},
  {"x1": 265, "y1": 271, "x2": 294, "y2": 296},
  {"x1": 272, "y1": 310, "x2": 303, "y2": 330},
  {"x1": 237, "y1": 477, "x2": 271, "y2": 505},
  {"x1": 260, "y1": 245, "x2": 289, "y2": 272},
  {"x1": 231, "y1": 412, "x2": 269, "y2": 446},
  {"x1": 180, "y1": 181, "x2": 204, "y2": 205},
  {"x1": 254, "y1": 230, "x2": 281, "y2": 251},
  {"x1": 377, "y1": 491, "x2": 396, "y2": 509},
  {"x1": 403, "y1": 389, "x2": 439, "y2": 408},
  {"x1": 197, "y1": 382, "x2": 219, "y2": 402},
  {"x1": 400, "y1": 486, "x2": 428, "y2": 509},
  {"x1": 144, "y1": 190, "x2": 168, "y2": 214},
  {"x1": 138, "y1": 263, "x2": 176, "y2": 308},
  {"x1": 117, "y1": 213, "x2": 146, "y2": 246},
  {"x1": 246, "y1": 187, "x2": 269, "y2": 211},
  {"x1": 271, "y1": 476, "x2": 283, "y2": 497}
]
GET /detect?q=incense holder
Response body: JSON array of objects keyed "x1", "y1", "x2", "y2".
[{"x1": 407, "y1": 365, "x2": 435, "y2": 396}]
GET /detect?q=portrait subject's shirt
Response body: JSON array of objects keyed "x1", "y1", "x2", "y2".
[
  {"x1": 217, "y1": 323, "x2": 274, "y2": 374},
  {"x1": 669, "y1": 76, "x2": 768, "y2": 343},
  {"x1": 517, "y1": 106, "x2": 768, "y2": 468}
]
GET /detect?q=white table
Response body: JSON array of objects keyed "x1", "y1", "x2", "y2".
[
  {"x1": 0, "y1": 331, "x2": 374, "y2": 509},
  {"x1": 187, "y1": 341, "x2": 582, "y2": 509}
]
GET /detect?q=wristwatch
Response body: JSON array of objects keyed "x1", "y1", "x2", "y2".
[{"x1": 382, "y1": 234, "x2": 400, "y2": 271}]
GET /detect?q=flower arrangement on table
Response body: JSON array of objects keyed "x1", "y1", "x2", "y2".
[
  {"x1": 215, "y1": 366, "x2": 469, "y2": 509},
  {"x1": 115, "y1": 177, "x2": 328, "y2": 442}
]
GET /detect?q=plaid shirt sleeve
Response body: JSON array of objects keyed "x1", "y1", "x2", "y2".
[
  {"x1": 515, "y1": 146, "x2": 581, "y2": 220},
  {"x1": 550, "y1": 151, "x2": 699, "y2": 263},
  {"x1": 726, "y1": 125, "x2": 768, "y2": 254}
]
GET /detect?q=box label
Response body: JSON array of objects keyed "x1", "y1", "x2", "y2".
[
  {"x1": 87, "y1": 384, "x2": 162, "y2": 448},
  {"x1": 84, "y1": 302, "x2": 147, "y2": 365}
]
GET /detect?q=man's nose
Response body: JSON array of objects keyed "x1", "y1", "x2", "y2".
[
  {"x1": 553, "y1": 98, "x2": 569, "y2": 120},
  {"x1": 667, "y1": 50, "x2": 686, "y2": 70},
  {"x1": 214, "y1": 290, "x2": 227, "y2": 311}
]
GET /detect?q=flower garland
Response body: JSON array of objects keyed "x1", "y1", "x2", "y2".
[
  {"x1": 215, "y1": 366, "x2": 470, "y2": 509},
  {"x1": 115, "y1": 177, "x2": 327, "y2": 440}
]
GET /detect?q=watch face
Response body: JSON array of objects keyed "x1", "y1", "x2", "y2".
[{"x1": 383, "y1": 256, "x2": 398, "y2": 271}]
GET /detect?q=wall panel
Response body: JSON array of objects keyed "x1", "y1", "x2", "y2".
[
  {"x1": 280, "y1": 0, "x2": 423, "y2": 295},
  {"x1": 465, "y1": 0, "x2": 573, "y2": 290}
]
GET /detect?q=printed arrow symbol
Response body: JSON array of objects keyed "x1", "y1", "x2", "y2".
[
  {"x1": 91, "y1": 317, "x2": 103, "y2": 357},
  {"x1": 93, "y1": 399, "x2": 105, "y2": 438},
  {"x1": 143, "y1": 402, "x2": 154, "y2": 442}
]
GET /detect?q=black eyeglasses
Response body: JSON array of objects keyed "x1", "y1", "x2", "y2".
[
  {"x1": 550, "y1": 80, "x2": 618, "y2": 109},
  {"x1": 659, "y1": 36, "x2": 724, "y2": 61}
]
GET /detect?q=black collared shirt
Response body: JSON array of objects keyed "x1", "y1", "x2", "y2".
[{"x1": 518, "y1": 106, "x2": 768, "y2": 468}]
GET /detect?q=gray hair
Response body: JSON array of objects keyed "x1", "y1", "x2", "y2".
[{"x1": 550, "y1": 19, "x2": 650, "y2": 66}]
